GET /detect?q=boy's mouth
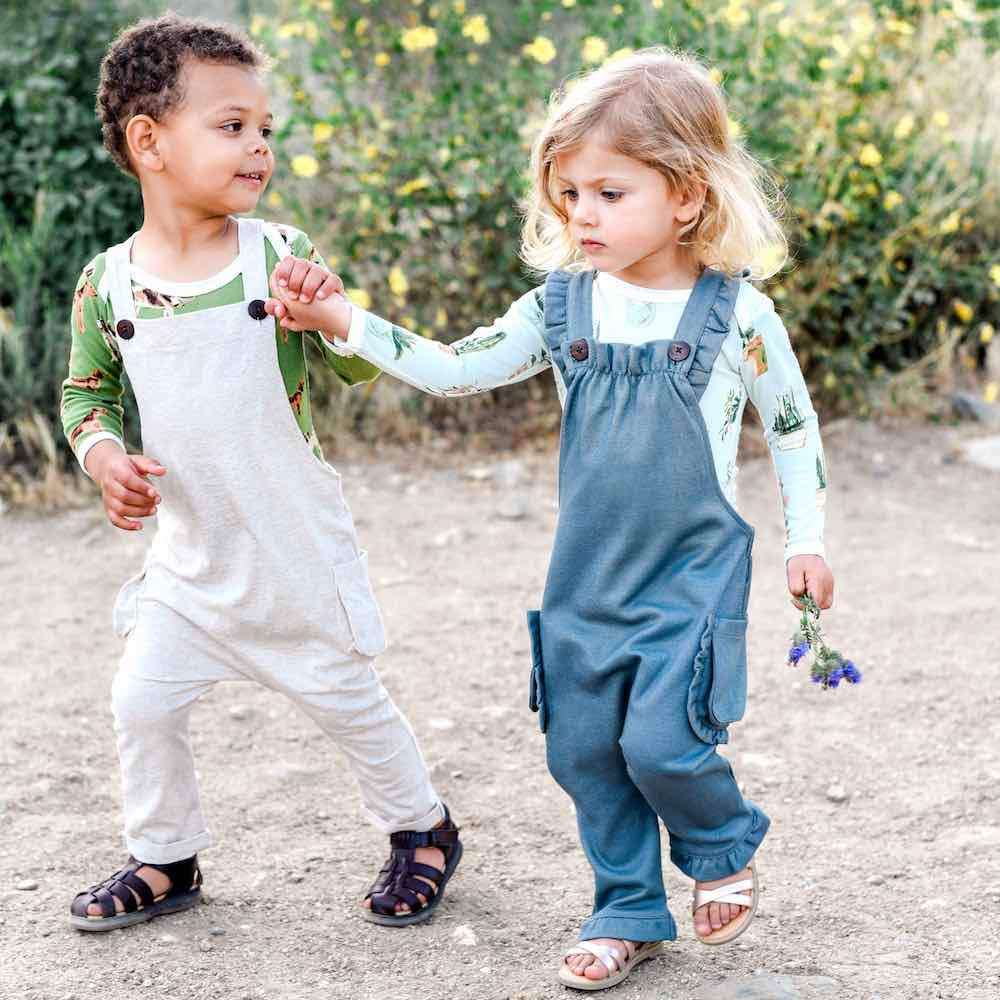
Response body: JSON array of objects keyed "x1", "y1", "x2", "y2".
[
  {"x1": 581, "y1": 239, "x2": 606, "y2": 251},
  {"x1": 236, "y1": 171, "x2": 266, "y2": 187}
]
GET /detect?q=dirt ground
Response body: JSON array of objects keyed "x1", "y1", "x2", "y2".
[{"x1": 1, "y1": 418, "x2": 998, "y2": 1000}]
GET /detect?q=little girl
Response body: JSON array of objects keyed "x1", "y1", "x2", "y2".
[{"x1": 270, "y1": 48, "x2": 834, "y2": 990}]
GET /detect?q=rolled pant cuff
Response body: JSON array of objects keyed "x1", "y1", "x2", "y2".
[
  {"x1": 363, "y1": 797, "x2": 445, "y2": 835},
  {"x1": 125, "y1": 829, "x2": 214, "y2": 865},
  {"x1": 579, "y1": 912, "x2": 678, "y2": 943},
  {"x1": 669, "y1": 806, "x2": 770, "y2": 882}
]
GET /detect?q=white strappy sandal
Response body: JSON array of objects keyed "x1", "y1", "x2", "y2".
[
  {"x1": 558, "y1": 939, "x2": 663, "y2": 991},
  {"x1": 693, "y1": 862, "x2": 758, "y2": 945}
]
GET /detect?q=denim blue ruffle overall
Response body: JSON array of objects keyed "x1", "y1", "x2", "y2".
[{"x1": 527, "y1": 267, "x2": 770, "y2": 943}]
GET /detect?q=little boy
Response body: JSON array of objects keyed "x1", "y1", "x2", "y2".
[{"x1": 63, "y1": 14, "x2": 460, "y2": 931}]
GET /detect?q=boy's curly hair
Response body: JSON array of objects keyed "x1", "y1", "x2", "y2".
[{"x1": 97, "y1": 13, "x2": 267, "y2": 177}]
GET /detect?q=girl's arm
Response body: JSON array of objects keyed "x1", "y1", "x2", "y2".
[
  {"x1": 268, "y1": 264, "x2": 551, "y2": 397},
  {"x1": 738, "y1": 300, "x2": 827, "y2": 564}
]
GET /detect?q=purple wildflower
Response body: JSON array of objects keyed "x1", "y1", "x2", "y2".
[
  {"x1": 843, "y1": 661, "x2": 862, "y2": 684},
  {"x1": 827, "y1": 667, "x2": 844, "y2": 689},
  {"x1": 787, "y1": 643, "x2": 810, "y2": 666}
]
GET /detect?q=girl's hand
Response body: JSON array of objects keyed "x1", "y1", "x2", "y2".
[
  {"x1": 786, "y1": 554, "x2": 834, "y2": 610},
  {"x1": 84, "y1": 440, "x2": 165, "y2": 532},
  {"x1": 265, "y1": 258, "x2": 352, "y2": 342}
]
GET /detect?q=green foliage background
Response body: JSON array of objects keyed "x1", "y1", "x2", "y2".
[{"x1": 1, "y1": 0, "x2": 998, "y2": 490}]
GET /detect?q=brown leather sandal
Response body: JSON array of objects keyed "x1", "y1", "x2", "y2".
[
  {"x1": 69, "y1": 856, "x2": 202, "y2": 932},
  {"x1": 363, "y1": 805, "x2": 462, "y2": 927}
]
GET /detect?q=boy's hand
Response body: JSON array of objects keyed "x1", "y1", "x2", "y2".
[
  {"x1": 787, "y1": 555, "x2": 834, "y2": 610},
  {"x1": 84, "y1": 439, "x2": 165, "y2": 532},
  {"x1": 265, "y1": 257, "x2": 353, "y2": 342}
]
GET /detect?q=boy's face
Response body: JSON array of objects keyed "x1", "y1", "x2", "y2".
[
  {"x1": 555, "y1": 137, "x2": 703, "y2": 286},
  {"x1": 148, "y1": 60, "x2": 275, "y2": 215}
]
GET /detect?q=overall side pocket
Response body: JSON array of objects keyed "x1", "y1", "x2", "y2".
[
  {"x1": 332, "y1": 550, "x2": 388, "y2": 658},
  {"x1": 526, "y1": 609, "x2": 548, "y2": 733},
  {"x1": 112, "y1": 569, "x2": 147, "y2": 638},
  {"x1": 687, "y1": 615, "x2": 749, "y2": 744}
]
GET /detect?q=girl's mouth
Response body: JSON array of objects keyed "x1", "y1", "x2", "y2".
[
  {"x1": 581, "y1": 239, "x2": 606, "y2": 251},
  {"x1": 236, "y1": 172, "x2": 265, "y2": 187}
]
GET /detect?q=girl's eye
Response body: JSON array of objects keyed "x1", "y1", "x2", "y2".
[
  {"x1": 602, "y1": 190, "x2": 624, "y2": 202},
  {"x1": 262, "y1": 127, "x2": 272, "y2": 139},
  {"x1": 223, "y1": 122, "x2": 242, "y2": 133},
  {"x1": 561, "y1": 189, "x2": 578, "y2": 201}
]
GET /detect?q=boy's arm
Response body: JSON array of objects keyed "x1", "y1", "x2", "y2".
[
  {"x1": 284, "y1": 232, "x2": 380, "y2": 386},
  {"x1": 740, "y1": 300, "x2": 832, "y2": 605},
  {"x1": 61, "y1": 259, "x2": 128, "y2": 472}
]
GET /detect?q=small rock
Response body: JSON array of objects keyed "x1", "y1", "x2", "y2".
[
  {"x1": 451, "y1": 770, "x2": 464, "y2": 779},
  {"x1": 866, "y1": 875, "x2": 886, "y2": 886},
  {"x1": 871, "y1": 951, "x2": 908, "y2": 965},
  {"x1": 495, "y1": 499, "x2": 528, "y2": 521},
  {"x1": 429, "y1": 718, "x2": 455, "y2": 730},
  {"x1": 952, "y1": 391, "x2": 1000, "y2": 425},
  {"x1": 288, "y1": 873, "x2": 305, "y2": 883},
  {"x1": 494, "y1": 459, "x2": 526, "y2": 486},
  {"x1": 159, "y1": 933, "x2": 179, "y2": 945},
  {"x1": 452, "y1": 924, "x2": 478, "y2": 947},
  {"x1": 432, "y1": 527, "x2": 467, "y2": 548},
  {"x1": 229, "y1": 705, "x2": 252, "y2": 721},
  {"x1": 199, "y1": 940, "x2": 214, "y2": 953},
  {"x1": 465, "y1": 466, "x2": 493, "y2": 481},
  {"x1": 14, "y1": 880, "x2": 38, "y2": 891},
  {"x1": 962, "y1": 434, "x2": 1000, "y2": 472},
  {"x1": 209, "y1": 927, "x2": 226, "y2": 936},
  {"x1": 825, "y1": 783, "x2": 849, "y2": 804}
]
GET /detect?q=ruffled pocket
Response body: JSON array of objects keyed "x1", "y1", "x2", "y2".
[
  {"x1": 526, "y1": 609, "x2": 548, "y2": 733},
  {"x1": 687, "y1": 614, "x2": 749, "y2": 744},
  {"x1": 332, "y1": 550, "x2": 388, "y2": 658}
]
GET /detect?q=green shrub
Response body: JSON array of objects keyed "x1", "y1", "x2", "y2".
[{"x1": 258, "y1": 0, "x2": 999, "y2": 418}]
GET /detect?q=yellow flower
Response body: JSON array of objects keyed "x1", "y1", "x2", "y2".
[
  {"x1": 562, "y1": 0, "x2": 576, "y2": 6},
  {"x1": 985, "y1": 383, "x2": 999, "y2": 405},
  {"x1": 453, "y1": 0, "x2": 466, "y2": 13},
  {"x1": 759, "y1": 243, "x2": 785, "y2": 274},
  {"x1": 883, "y1": 191, "x2": 904, "y2": 211},
  {"x1": 940, "y1": 210, "x2": 961, "y2": 234},
  {"x1": 401, "y1": 25, "x2": 437, "y2": 52},
  {"x1": 250, "y1": 15, "x2": 267, "y2": 36},
  {"x1": 777, "y1": 16, "x2": 793, "y2": 36},
  {"x1": 858, "y1": 143, "x2": 882, "y2": 167},
  {"x1": 355, "y1": 18, "x2": 369, "y2": 36},
  {"x1": 894, "y1": 114, "x2": 915, "y2": 141},
  {"x1": 990, "y1": 264, "x2": 1000, "y2": 287},
  {"x1": 932, "y1": 110, "x2": 950, "y2": 128},
  {"x1": 401, "y1": 315, "x2": 417, "y2": 329},
  {"x1": 605, "y1": 47, "x2": 633, "y2": 65},
  {"x1": 953, "y1": 299, "x2": 974, "y2": 323},
  {"x1": 364, "y1": 144, "x2": 379, "y2": 160},
  {"x1": 347, "y1": 288, "x2": 372, "y2": 310},
  {"x1": 291, "y1": 154, "x2": 319, "y2": 178},
  {"x1": 467, "y1": 52, "x2": 479, "y2": 65},
  {"x1": 722, "y1": 2, "x2": 750, "y2": 30},
  {"x1": 728, "y1": 116, "x2": 742, "y2": 139},
  {"x1": 979, "y1": 323, "x2": 995, "y2": 345},
  {"x1": 612, "y1": 2, "x2": 624, "y2": 12},
  {"x1": 277, "y1": 21, "x2": 304, "y2": 39},
  {"x1": 708, "y1": 67, "x2": 723, "y2": 85},
  {"x1": 462, "y1": 15, "x2": 490, "y2": 45},
  {"x1": 830, "y1": 36, "x2": 850, "y2": 58},
  {"x1": 395, "y1": 176, "x2": 432, "y2": 197},
  {"x1": 388, "y1": 267, "x2": 409, "y2": 297},
  {"x1": 267, "y1": 191, "x2": 283, "y2": 207},
  {"x1": 374, "y1": 51, "x2": 391, "y2": 66},
  {"x1": 652, "y1": 0, "x2": 664, "y2": 7},
  {"x1": 887, "y1": 17, "x2": 915, "y2": 34},
  {"x1": 313, "y1": 122, "x2": 334, "y2": 143},
  {"x1": 823, "y1": 372, "x2": 838, "y2": 389},
  {"x1": 582, "y1": 36, "x2": 608, "y2": 64},
  {"x1": 523, "y1": 36, "x2": 557, "y2": 64},
  {"x1": 435, "y1": 308, "x2": 448, "y2": 328}
]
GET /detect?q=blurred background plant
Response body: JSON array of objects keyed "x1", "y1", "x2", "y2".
[{"x1": 1, "y1": 0, "x2": 998, "y2": 502}]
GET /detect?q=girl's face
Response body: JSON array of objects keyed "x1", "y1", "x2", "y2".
[
  {"x1": 555, "y1": 137, "x2": 704, "y2": 288},
  {"x1": 134, "y1": 60, "x2": 275, "y2": 216}
]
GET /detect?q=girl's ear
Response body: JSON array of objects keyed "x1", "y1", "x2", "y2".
[
  {"x1": 675, "y1": 180, "x2": 708, "y2": 224},
  {"x1": 124, "y1": 115, "x2": 163, "y2": 174}
]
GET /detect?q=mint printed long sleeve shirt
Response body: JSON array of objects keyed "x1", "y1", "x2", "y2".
[{"x1": 325, "y1": 271, "x2": 827, "y2": 561}]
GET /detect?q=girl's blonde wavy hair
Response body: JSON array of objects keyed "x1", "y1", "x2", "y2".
[{"x1": 521, "y1": 47, "x2": 788, "y2": 281}]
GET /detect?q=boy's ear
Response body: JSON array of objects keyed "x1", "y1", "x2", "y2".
[
  {"x1": 124, "y1": 115, "x2": 163, "y2": 173},
  {"x1": 675, "y1": 180, "x2": 708, "y2": 224}
]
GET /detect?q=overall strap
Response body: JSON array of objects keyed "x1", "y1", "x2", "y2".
[
  {"x1": 673, "y1": 267, "x2": 741, "y2": 402},
  {"x1": 104, "y1": 237, "x2": 138, "y2": 324},
  {"x1": 237, "y1": 218, "x2": 269, "y2": 302},
  {"x1": 543, "y1": 269, "x2": 594, "y2": 377}
]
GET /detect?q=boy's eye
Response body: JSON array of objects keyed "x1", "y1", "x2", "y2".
[
  {"x1": 262, "y1": 127, "x2": 272, "y2": 139},
  {"x1": 561, "y1": 189, "x2": 578, "y2": 201},
  {"x1": 601, "y1": 190, "x2": 624, "y2": 202},
  {"x1": 222, "y1": 122, "x2": 242, "y2": 132}
]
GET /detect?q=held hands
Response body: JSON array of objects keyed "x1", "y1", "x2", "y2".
[
  {"x1": 264, "y1": 257, "x2": 353, "y2": 343},
  {"x1": 787, "y1": 555, "x2": 834, "y2": 610},
  {"x1": 84, "y1": 439, "x2": 165, "y2": 532}
]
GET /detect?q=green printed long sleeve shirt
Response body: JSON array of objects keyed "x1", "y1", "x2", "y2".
[{"x1": 61, "y1": 223, "x2": 379, "y2": 471}]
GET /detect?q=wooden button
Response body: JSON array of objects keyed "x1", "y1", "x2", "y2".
[{"x1": 116, "y1": 319, "x2": 134, "y2": 340}]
